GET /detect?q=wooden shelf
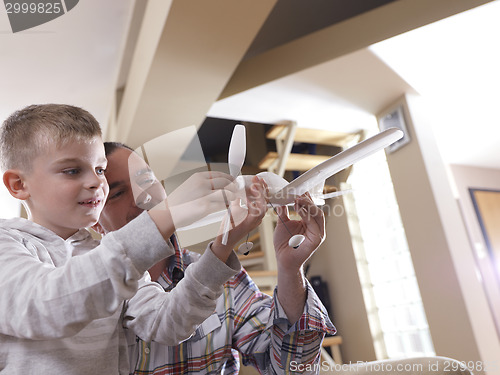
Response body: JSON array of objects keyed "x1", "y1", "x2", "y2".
[
  {"x1": 238, "y1": 250, "x2": 264, "y2": 261},
  {"x1": 266, "y1": 125, "x2": 358, "y2": 147},
  {"x1": 248, "y1": 270, "x2": 277, "y2": 277},
  {"x1": 323, "y1": 184, "x2": 338, "y2": 193},
  {"x1": 259, "y1": 288, "x2": 273, "y2": 296},
  {"x1": 258, "y1": 151, "x2": 331, "y2": 171},
  {"x1": 322, "y1": 336, "x2": 343, "y2": 346},
  {"x1": 247, "y1": 270, "x2": 278, "y2": 291},
  {"x1": 322, "y1": 336, "x2": 343, "y2": 364}
]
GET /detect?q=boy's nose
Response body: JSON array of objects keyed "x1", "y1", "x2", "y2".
[{"x1": 85, "y1": 172, "x2": 104, "y2": 189}]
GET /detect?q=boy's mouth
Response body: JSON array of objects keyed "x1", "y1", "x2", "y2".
[{"x1": 78, "y1": 199, "x2": 102, "y2": 208}]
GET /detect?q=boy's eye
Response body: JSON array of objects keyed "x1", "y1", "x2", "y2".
[
  {"x1": 62, "y1": 168, "x2": 80, "y2": 175},
  {"x1": 96, "y1": 167, "x2": 106, "y2": 175}
]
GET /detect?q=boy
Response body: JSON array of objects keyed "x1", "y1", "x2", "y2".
[
  {"x1": 0, "y1": 104, "x2": 266, "y2": 374},
  {"x1": 96, "y1": 142, "x2": 336, "y2": 374}
]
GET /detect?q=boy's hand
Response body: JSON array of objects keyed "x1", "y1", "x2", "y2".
[
  {"x1": 147, "y1": 171, "x2": 243, "y2": 242},
  {"x1": 167, "y1": 171, "x2": 238, "y2": 208},
  {"x1": 165, "y1": 171, "x2": 242, "y2": 229}
]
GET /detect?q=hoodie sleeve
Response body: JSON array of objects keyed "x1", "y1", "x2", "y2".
[
  {"x1": 0, "y1": 212, "x2": 171, "y2": 340},
  {"x1": 124, "y1": 241, "x2": 241, "y2": 345}
]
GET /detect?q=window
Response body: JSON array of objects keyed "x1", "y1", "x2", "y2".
[{"x1": 343, "y1": 133, "x2": 434, "y2": 359}]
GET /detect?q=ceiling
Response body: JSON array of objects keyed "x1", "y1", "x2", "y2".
[
  {"x1": 370, "y1": 0, "x2": 500, "y2": 168},
  {"x1": 207, "y1": 48, "x2": 415, "y2": 132},
  {"x1": 0, "y1": 0, "x2": 498, "y2": 171},
  {"x1": 242, "y1": 0, "x2": 397, "y2": 60},
  {"x1": 0, "y1": 0, "x2": 133, "y2": 127},
  {"x1": 208, "y1": 0, "x2": 500, "y2": 169}
]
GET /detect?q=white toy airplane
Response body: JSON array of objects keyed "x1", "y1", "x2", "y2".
[{"x1": 176, "y1": 124, "x2": 403, "y2": 251}]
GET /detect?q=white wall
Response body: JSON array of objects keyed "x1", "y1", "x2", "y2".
[
  {"x1": 0, "y1": 183, "x2": 20, "y2": 219},
  {"x1": 308, "y1": 198, "x2": 377, "y2": 363},
  {"x1": 382, "y1": 94, "x2": 500, "y2": 374}
]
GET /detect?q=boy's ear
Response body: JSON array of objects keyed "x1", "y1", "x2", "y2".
[
  {"x1": 91, "y1": 222, "x2": 105, "y2": 235},
  {"x1": 3, "y1": 170, "x2": 30, "y2": 200}
]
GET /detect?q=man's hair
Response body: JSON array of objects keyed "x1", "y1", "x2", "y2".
[
  {"x1": 0, "y1": 104, "x2": 102, "y2": 172},
  {"x1": 104, "y1": 141, "x2": 134, "y2": 157}
]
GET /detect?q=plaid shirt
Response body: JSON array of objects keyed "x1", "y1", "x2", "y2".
[{"x1": 130, "y1": 237, "x2": 336, "y2": 374}]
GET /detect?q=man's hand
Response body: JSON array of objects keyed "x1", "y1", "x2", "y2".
[
  {"x1": 274, "y1": 193, "x2": 325, "y2": 272},
  {"x1": 211, "y1": 176, "x2": 267, "y2": 262},
  {"x1": 273, "y1": 193, "x2": 325, "y2": 323}
]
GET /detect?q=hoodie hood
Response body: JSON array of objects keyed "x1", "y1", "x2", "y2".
[{"x1": 0, "y1": 217, "x2": 92, "y2": 245}]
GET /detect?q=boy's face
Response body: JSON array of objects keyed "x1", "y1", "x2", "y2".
[{"x1": 22, "y1": 136, "x2": 108, "y2": 239}]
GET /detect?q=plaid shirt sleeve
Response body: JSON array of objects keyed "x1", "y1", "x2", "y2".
[{"x1": 231, "y1": 270, "x2": 336, "y2": 374}]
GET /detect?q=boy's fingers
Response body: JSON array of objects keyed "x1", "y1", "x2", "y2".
[
  {"x1": 205, "y1": 171, "x2": 234, "y2": 180},
  {"x1": 209, "y1": 177, "x2": 237, "y2": 190}
]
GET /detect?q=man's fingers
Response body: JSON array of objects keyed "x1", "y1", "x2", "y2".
[
  {"x1": 247, "y1": 177, "x2": 267, "y2": 217},
  {"x1": 226, "y1": 177, "x2": 267, "y2": 235},
  {"x1": 296, "y1": 194, "x2": 325, "y2": 233},
  {"x1": 275, "y1": 205, "x2": 291, "y2": 225}
]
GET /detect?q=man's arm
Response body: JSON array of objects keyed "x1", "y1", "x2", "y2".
[
  {"x1": 274, "y1": 193, "x2": 325, "y2": 323},
  {"x1": 229, "y1": 270, "x2": 335, "y2": 374},
  {"x1": 222, "y1": 192, "x2": 335, "y2": 373},
  {"x1": 234, "y1": 193, "x2": 332, "y2": 374}
]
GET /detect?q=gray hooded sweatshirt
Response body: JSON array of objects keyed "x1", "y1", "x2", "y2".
[{"x1": 0, "y1": 211, "x2": 239, "y2": 374}]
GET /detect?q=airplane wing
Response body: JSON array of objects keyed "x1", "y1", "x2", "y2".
[
  {"x1": 176, "y1": 127, "x2": 403, "y2": 234},
  {"x1": 268, "y1": 127, "x2": 403, "y2": 205}
]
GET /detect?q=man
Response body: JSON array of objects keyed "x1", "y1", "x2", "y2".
[{"x1": 95, "y1": 142, "x2": 335, "y2": 374}]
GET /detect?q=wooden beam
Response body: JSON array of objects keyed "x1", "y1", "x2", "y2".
[
  {"x1": 269, "y1": 121, "x2": 297, "y2": 177},
  {"x1": 220, "y1": 0, "x2": 494, "y2": 99},
  {"x1": 116, "y1": 0, "x2": 277, "y2": 148},
  {"x1": 114, "y1": 0, "x2": 174, "y2": 144}
]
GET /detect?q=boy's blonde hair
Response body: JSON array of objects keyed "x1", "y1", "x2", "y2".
[{"x1": 0, "y1": 104, "x2": 102, "y2": 173}]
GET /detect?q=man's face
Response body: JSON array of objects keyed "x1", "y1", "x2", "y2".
[
  {"x1": 98, "y1": 147, "x2": 166, "y2": 233},
  {"x1": 22, "y1": 137, "x2": 108, "y2": 239}
]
